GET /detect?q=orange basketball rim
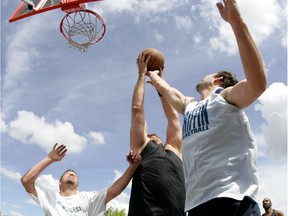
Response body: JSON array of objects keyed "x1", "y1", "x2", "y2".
[{"x1": 9, "y1": 0, "x2": 107, "y2": 52}]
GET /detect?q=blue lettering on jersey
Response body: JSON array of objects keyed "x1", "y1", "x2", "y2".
[{"x1": 183, "y1": 100, "x2": 209, "y2": 139}]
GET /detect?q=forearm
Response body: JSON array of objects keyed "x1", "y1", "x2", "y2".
[
  {"x1": 131, "y1": 73, "x2": 146, "y2": 110},
  {"x1": 130, "y1": 72, "x2": 150, "y2": 152},
  {"x1": 21, "y1": 157, "x2": 54, "y2": 192},
  {"x1": 106, "y1": 164, "x2": 138, "y2": 203},
  {"x1": 149, "y1": 72, "x2": 187, "y2": 114},
  {"x1": 160, "y1": 95, "x2": 177, "y2": 120},
  {"x1": 231, "y1": 20, "x2": 266, "y2": 92},
  {"x1": 160, "y1": 96, "x2": 182, "y2": 147}
]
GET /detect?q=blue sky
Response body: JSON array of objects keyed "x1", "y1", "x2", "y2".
[{"x1": 1, "y1": 0, "x2": 287, "y2": 215}]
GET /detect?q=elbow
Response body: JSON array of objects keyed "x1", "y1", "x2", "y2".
[
  {"x1": 250, "y1": 72, "x2": 267, "y2": 97},
  {"x1": 111, "y1": 189, "x2": 121, "y2": 199},
  {"x1": 131, "y1": 105, "x2": 142, "y2": 115},
  {"x1": 21, "y1": 175, "x2": 33, "y2": 188},
  {"x1": 251, "y1": 85, "x2": 266, "y2": 99},
  {"x1": 106, "y1": 187, "x2": 120, "y2": 203},
  {"x1": 255, "y1": 78, "x2": 267, "y2": 96},
  {"x1": 21, "y1": 176, "x2": 27, "y2": 186},
  {"x1": 259, "y1": 83, "x2": 267, "y2": 94}
]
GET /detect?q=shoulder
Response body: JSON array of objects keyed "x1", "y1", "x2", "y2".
[
  {"x1": 183, "y1": 97, "x2": 197, "y2": 111},
  {"x1": 78, "y1": 190, "x2": 108, "y2": 203},
  {"x1": 219, "y1": 86, "x2": 231, "y2": 98},
  {"x1": 275, "y1": 209, "x2": 284, "y2": 216},
  {"x1": 186, "y1": 96, "x2": 196, "y2": 103},
  {"x1": 164, "y1": 144, "x2": 182, "y2": 160},
  {"x1": 80, "y1": 189, "x2": 107, "y2": 196}
]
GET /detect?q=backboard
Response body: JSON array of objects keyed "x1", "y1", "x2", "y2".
[{"x1": 9, "y1": 0, "x2": 102, "y2": 22}]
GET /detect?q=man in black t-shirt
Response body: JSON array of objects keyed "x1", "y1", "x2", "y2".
[{"x1": 128, "y1": 51, "x2": 185, "y2": 216}]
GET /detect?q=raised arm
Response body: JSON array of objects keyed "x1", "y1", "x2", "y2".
[
  {"x1": 105, "y1": 151, "x2": 142, "y2": 203},
  {"x1": 217, "y1": 0, "x2": 267, "y2": 109},
  {"x1": 147, "y1": 71, "x2": 194, "y2": 115},
  {"x1": 130, "y1": 53, "x2": 151, "y2": 154},
  {"x1": 21, "y1": 143, "x2": 67, "y2": 197},
  {"x1": 158, "y1": 85, "x2": 182, "y2": 155}
]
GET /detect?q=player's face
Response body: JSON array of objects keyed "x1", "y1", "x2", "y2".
[
  {"x1": 148, "y1": 133, "x2": 162, "y2": 145},
  {"x1": 262, "y1": 198, "x2": 272, "y2": 209},
  {"x1": 196, "y1": 73, "x2": 216, "y2": 92},
  {"x1": 61, "y1": 171, "x2": 79, "y2": 186}
]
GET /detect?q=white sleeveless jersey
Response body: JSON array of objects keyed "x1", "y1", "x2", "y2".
[{"x1": 182, "y1": 87, "x2": 259, "y2": 211}]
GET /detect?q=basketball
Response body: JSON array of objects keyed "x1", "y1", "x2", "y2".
[{"x1": 140, "y1": 48, "x2": 165, "y2": 71}]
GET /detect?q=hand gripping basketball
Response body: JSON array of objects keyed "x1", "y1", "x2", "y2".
[{"x1": 139, "y1": 48, "x2": 165, "y2": 71}]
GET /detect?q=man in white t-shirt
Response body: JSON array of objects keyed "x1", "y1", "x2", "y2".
[{"x1": 21, "y1": 143, "x2": 141, "y2": 216}]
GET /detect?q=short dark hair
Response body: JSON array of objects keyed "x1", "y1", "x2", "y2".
[
  {"x1": 214, "y1": 71, "x2": 238, "y2": 88},
  {"x1": 59, "y1": 169, "x2": 78, "y2": 182}
]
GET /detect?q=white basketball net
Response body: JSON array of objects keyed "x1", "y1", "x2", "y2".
[{"x1": 60, "y1": 9, "x2": 106, "y2": 52}]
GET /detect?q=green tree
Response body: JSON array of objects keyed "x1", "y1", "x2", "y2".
[{"x1": 104, "y1": 206, "x2": 126, "y2": 216}]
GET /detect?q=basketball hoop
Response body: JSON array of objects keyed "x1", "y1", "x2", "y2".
[{"x1": 60, "y1": 7, "x2": 106, "y2": 52}]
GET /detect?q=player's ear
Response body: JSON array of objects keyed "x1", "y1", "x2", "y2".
[{"x1": 213, "y1": 76, "x2": 223, "y2": 85}]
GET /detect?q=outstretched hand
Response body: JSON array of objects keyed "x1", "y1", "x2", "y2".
[
  {"x1": 146, "y1": 68, "x2": 163, "y2": 86},
  {"x1": 48, "y1": 143, "x2": 67, "y2": 162},
  {"x1": 126, "y1": 150, "x2": 142, "y2": 166},
  {"x1": 216, "y1": 0, "x2": 242, "y2": 24},
  {"x1": 137, "y1": 52, "x2": 150, "y2": 76}
]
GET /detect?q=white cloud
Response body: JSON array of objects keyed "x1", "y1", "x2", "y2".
[
  {"x1": 101, "y1": 0, "x2": 186, "y2": 14},
  {"x1": 4, "y1": 15, "x2": 52, "y2": 89},
  {"x1": 254, "y1": 83, "x2": 287, "y2": 160},
  {"x1": 198, "y1": 0, "x2": 283, "y2": 55},
  {"x1": 93, "y1": 0, "x2": 188, "y2": 23},
  {"x1": 96, "y1": 0, "x2": 137, "y2": 14},
  {"x1": 0, "y1": 166, "x2": 21, "y2": 181},
  {"x1": 193, "y1": 33, "x2": 203, "y2": 46},
  {"x1": 252, "y1": 82, "x2": 287, "y2": 214},
  {"x1": 25, "y1": 198, "x2": 39, "y2": 206},
  {"x1": 3, "y1": 13, "x2": 59, "y2": 114},
  {"x1": 279, "y1": 1, "x2": 287, "y2": 48},
  {"x1": 9, "y1": 210, "x2": 24, "y2": 216},
  {"x1": 107, "y1": 192, "x2": 130, "y2": 214},
  {"x1": 175, "y1": 15, "x2": 192, "y2": 31},
  {"x1": 240, "y1": 0, "x2": 282, "y2": 42},
  {"x1": 88, "y1": 131, "x2": 105, "y2": 145},
  {"x1": 1, "y1": 112, "x2": 8, "y2": 133},
  {"x1": 281, "y1": 32, "x2": 287, "y2": 48},
  {"x1": 154, "y1": 32, "x2": 164, "y2": 43},
  {"x1": 36, "y1": 174, "x2": 60, "y2": 193},
  {"x1": 7, "y1": 110, "x2": 87, "y2": 153}
]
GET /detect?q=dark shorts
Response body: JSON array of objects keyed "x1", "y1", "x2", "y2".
[{"x1": 187, "y1": 196, "x2": 260, "y2": 216}]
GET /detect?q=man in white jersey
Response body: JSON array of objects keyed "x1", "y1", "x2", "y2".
[
  {"x1": 146, "y1": 0, "x2": 267, "y2": 215},
  {"x1": 21, "y1": 143, "x2": 141, "y2": 216}
]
